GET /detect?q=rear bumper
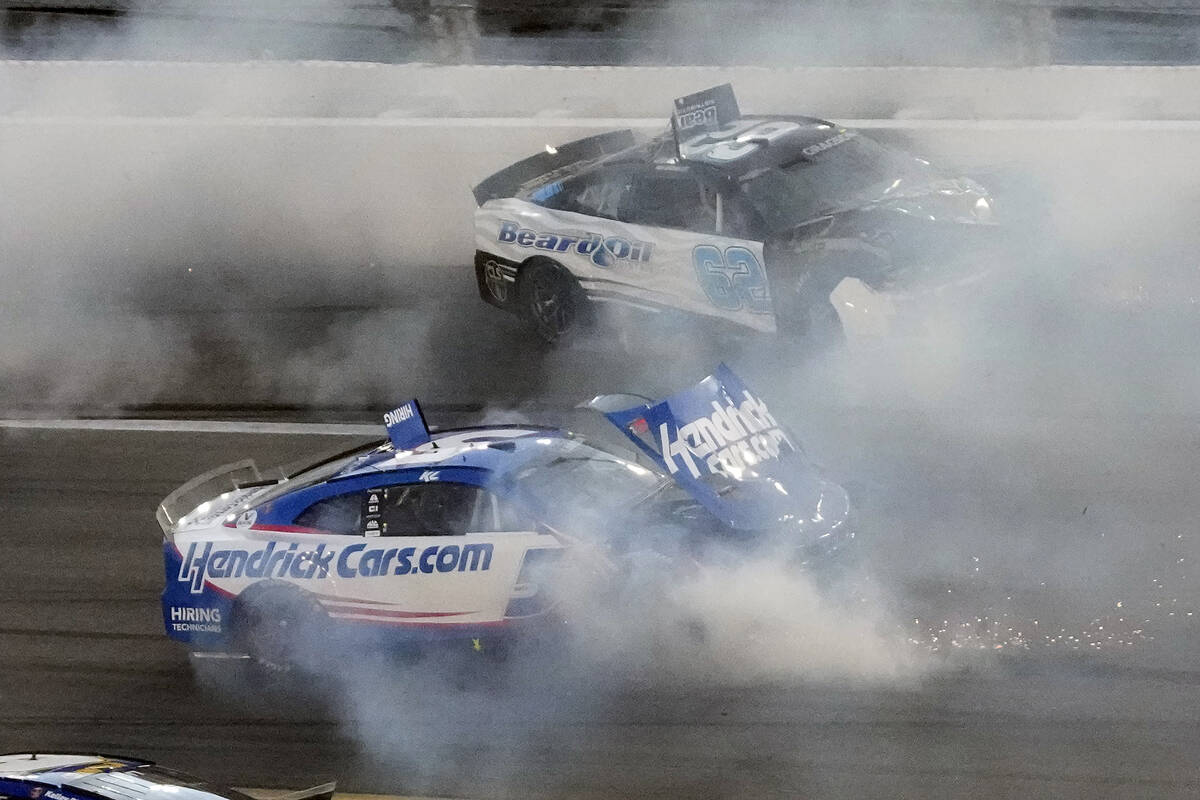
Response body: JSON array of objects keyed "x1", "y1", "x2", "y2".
[{"x1": 162, "y1": 541, "x2": 236, "y2": 649}]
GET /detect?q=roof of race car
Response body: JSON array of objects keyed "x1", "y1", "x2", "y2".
[
  {"x1": 172, "y1": 425, "x2": 642, "y2": 531},
  {"x1": 329, "y1": 425, "x2": 580, "y2": 481},
  {"x1": 669, "y1": 116, "x2": 851, "y2": 174},
  {"x1": 569, "y1": 115, "x2": 848, "y2": 181}
]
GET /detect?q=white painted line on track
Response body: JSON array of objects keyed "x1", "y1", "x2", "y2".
[
  {"x1": 6, "y1": 115, "x2": 1200, "y2": 131},
  {"x1": 0, "y1": 115, "x2": 664, "y2": 128},
  {"x1": 0, "y1": 418, "x2": 381, "y2": 436}
]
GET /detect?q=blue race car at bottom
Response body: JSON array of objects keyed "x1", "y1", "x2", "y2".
[
  {"x1": 157, "y1": 366, "x2": 855, "y2": 671},
  {"x1": 0, "y1": 754, "x2": 333, "y2": 800}
]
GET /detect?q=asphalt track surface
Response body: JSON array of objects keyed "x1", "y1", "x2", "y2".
[
  {"x1": 5, "y1": 154, "x2": 1200, "y2": 796},
  {"x1": 4, "y1": 386, "x2": 1200, "y2": 798}
]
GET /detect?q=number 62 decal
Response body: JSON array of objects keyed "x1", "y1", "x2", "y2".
[{"x1": 692, "y1": 245, "x2": 773, "y2": 314}]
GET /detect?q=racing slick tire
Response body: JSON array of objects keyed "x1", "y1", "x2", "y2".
[
  {"x1": 519, "y1": 258, "x2": 585, "y2": 344},
  {"x1": 231, "y1": 583, "x2": 331, "y2": 676}
]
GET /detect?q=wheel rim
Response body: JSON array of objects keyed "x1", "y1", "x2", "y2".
[
  {"x1": 241, "y1": 598, "x2": 303, "y2": 671},
  {"x1": 254, "y1": 615, "x2": 295, "y2": 669},
  {"x1": 530, "y1": 269, "x2": 573, "y2": 336}
]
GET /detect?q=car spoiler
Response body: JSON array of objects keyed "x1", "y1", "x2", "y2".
[
  {"x1": 272, "y1": 783, "x2": 336, "y2": 800},
  {"x1": 156, "y1": 459, "x2": 269, "y2": 537},
  {"x1": 472, "y1": 129, "x2": 636, "y2": 205}
]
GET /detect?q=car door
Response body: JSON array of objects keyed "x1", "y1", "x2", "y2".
[
  {"x1": 485, "y1": 163, "x2": 776, "y2": 332},
  {"x1": 289, "y1": 476, "x2": 553, "y2": 627},
  {"x1": 609, "y1": 165, "x2": 776, "y2": 332}
]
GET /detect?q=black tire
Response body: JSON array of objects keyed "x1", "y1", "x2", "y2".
[
  {"x1": 232, "y1": 584, "x2": 330, "y2": 675},
  {"x1": 520, "y1": 259, "x2": 581, "y2": 344}
]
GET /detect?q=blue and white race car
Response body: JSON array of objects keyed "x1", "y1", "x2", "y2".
[
  {"x1": 473, "y1": 83, "x2": 997, "y2": 343},
  {"x1": 158, "y1": 367, "x2": 854, "y2": 670},
  {"x1": 0, "y1": 754, "x2": 333, "y2": 800}
]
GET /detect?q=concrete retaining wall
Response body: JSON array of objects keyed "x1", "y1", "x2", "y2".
[
  {"x1": 4, "y1": 61, "x2": 1200, "y2": 120},
  {"x1": 4, "y1": 115, "x2": 1196, "y2": 278},
  {"x1": 4, "y1": 63, "x2": 1199, "y2": 302}
]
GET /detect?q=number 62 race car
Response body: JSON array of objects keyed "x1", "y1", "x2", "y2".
[
  {"x1": 157, "y1": 367, "x2": 854, "y2": 671},
  {"x1": 473, "y1": 83, "x2": 998, "y2": 344}
]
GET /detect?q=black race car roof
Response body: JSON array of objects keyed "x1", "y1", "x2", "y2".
[
  {"x1": 536, "y1": 116, "x2": 847, "y2": 185},
  {"x1": 481, "y1": 114, "x2": 848, "y2": 203},
  {"x1": 660, "y1": 115, "x2": 850, "y2": 177}
]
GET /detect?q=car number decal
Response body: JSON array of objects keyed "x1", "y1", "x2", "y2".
[{"x1": 692, "y1": 245, "x2": 772, "y2": 314}]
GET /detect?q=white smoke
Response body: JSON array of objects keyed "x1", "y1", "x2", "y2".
[
  {"x1": 567, "y1": 559, "x2": 924, "y2": 686},
  {"x1": 8, "y1": 5, "x2": 1200, "y2": 795}
]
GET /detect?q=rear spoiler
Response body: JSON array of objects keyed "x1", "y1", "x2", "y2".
[
  {"x1": 274, "y1": 783, "x2": 337, "y2": 800},
  {"x1": 472, "y1": 129, "x2": 636, "y2": 205},
  {"x1": 155, "y1": 459, "x2": 267, "y2": 537}
]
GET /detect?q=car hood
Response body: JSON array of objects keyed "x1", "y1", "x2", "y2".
[
  {"x1": 595, "y1": 365, "x2": 848, "y2": 534},
  {"x1": 811, "y1": 175, "x2": 993, "y2": 226}
]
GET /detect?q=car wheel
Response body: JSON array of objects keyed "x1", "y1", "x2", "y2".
[
  {"x1": 232, "y1": 584, "x2": 329, "y2": 675},
  {"x1": 521, "y1": 259, "x2": 580, "y2": 344}
]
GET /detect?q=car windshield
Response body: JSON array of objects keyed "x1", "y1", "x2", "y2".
[
  {"x1": 508, "y1": 438, "x2": 669, "y2": 531},
  {"x1": 739, "y1": 133, "x2": 939, "y2": 232}
]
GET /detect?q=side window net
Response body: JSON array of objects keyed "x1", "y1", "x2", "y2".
[
  {"x1": 620, "y1": 174, "x2": 717, "y2": 233},
  {"x1": 363, "y1": 483, "x2": 537, "y2": 536},
  {"x1": 377, "y1": 483, "x2": 476, "y2": 536},
  {"x1": 297, "y1": 483, "x2": 538, "y2": 537}
]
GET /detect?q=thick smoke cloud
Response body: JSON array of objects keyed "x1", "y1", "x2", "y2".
[{"x1": 6, "y1": 2, "x2": 1200, "y2": 794}]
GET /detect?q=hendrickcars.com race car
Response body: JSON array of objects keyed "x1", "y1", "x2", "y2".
[
  {"x1": 157, "y1": 367, "x2": 853, "y2": 671},
  {"x1": 0, "y1": 754, "x2": 333, "y2": 800},
  {"x1": 473, "y1": 83, "x2": 998, "y2": 343}
]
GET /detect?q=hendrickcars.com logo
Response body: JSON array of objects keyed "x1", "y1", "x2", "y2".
[{"x1": 176, "y1": 541, "x2": 494, "y2": 594}]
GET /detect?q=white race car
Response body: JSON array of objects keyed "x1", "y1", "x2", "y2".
[
  {"x1": 157, "y1": 367, "x2": 854, "y2": 671},
  {"x1": 473, "y1": 83, "x2": 997, "y2": 343}
]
